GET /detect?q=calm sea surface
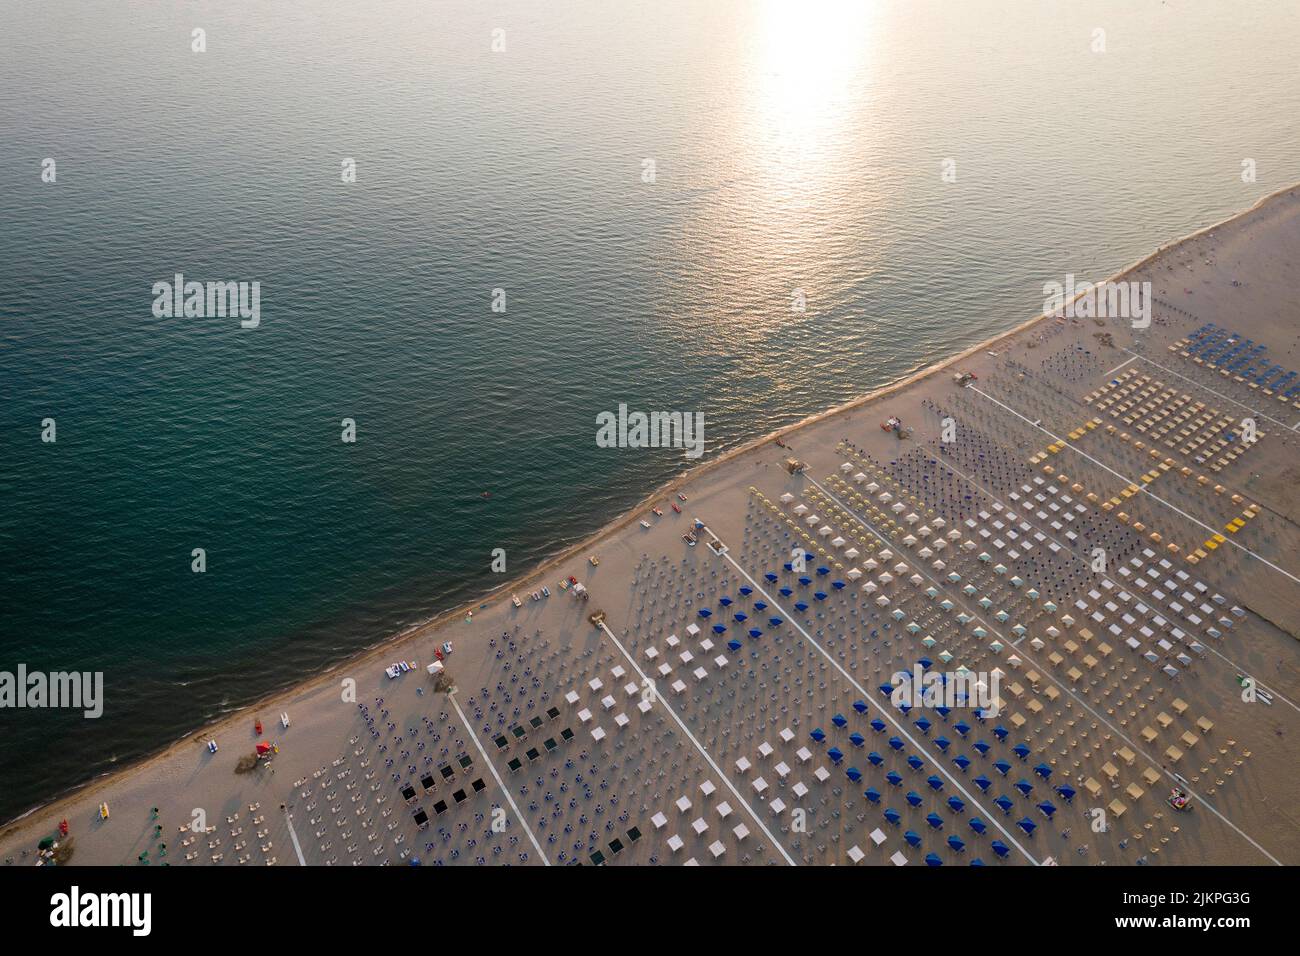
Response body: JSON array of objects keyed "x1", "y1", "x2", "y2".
[{"x1": 2, "y1": 0, "x2": 1298, "y2": 822}]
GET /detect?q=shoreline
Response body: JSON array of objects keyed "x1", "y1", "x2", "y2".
[{"x1": 6, "y1": 181, "x2": 1297, "y2": 841}]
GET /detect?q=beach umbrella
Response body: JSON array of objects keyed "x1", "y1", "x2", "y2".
[
  {"x1": 870, "y1": 718, "x2": 886, "y2": 733},
  {"x1": 831, "y1": 713, "x2": 847, "y2": 728},
  {"x1": 832, "y1": 580, "x2": 846, "y2": 590},
  {"x1": 973, "y1": 740, "x2": 991, "y2": 756},
  {"x1": 1017, "y1": 817, "x2": 1037, "y2": 836},
  {"x1": 783, "y1": 562, "x2": 794, "y2": 572},
  {"x1": 852, "y1": 699, "x2": 868, "y2": 714},
  {"x1": 719, "y1": 596, "x2": 733, "y2": 606},
  {"x1": 933, "y1": 736, "x2": 951, "y2": 752},
  {"x1": 884, "y1": 808, "x2": 902, "y2": 825},
  {"x1": 878, "y1": 682, "x2": 896, "y2": 698},
  {"x1": 925, "y1": 774, "x2": 943, "y2": 791},
  {"x1": 973, "y1": 774, "x2": 992, "y2": 793},
  {"x1": 765, "y1": 573, "x2": 779, "y2": 582},
  {"x1": 904, "y1": 830, "x2": 922, "y2": 847},
  {"x1": 794, "y1": 601, "x2": 808, "y2": 612},
  {"x1": 1013, "y1": 743, "x2": 1031, "y2": 760},
  {"x1": 779, "y1": 587, "x2": 793, "y2": 597},
  {"x1": 698, "y1": 608, "x2": 712, "y2": 618},
  {"x1": 886, "y1": 771, "x2": 903, "y2": 787},
  {"x1": 991, "y1": 841, "x2": 1011, "y2": 858},
  {"x1": 727, "y1": 640, "x2": 742, "y2": 651},
  {"x1": 810, "y1": 727, "x2": 826, "y2": 742},
  {"x1": 753, "y1": 601, "x2": 767, "y2": 611},
  {"x1": 888, "y1": 736, "x2": 905, "y2": 751},
  {"x1": 846, "y1": 767, "x2": 862, "y2": 783},
  {"x1": 952, "y1": 754, "x2": 971, "y2": 772},
  {"x1": 816, "y1": 566, "x2": 830, "y2": 576},
  {"x1": 947, "y1": 796, "x2": 965, "y2": 813},
  {"x1": 864, "y1": 787, "x2": 881, "y2": 804},
  {"x1": 1033, "y1": 762, "x2": 1052, "y2": 780},
  {"x1": 733, "y1": 612, "x2": 748, "y2": 622},
  {"x1": 992, "y1": 725, "x2": 1009, "y2": 741},
  {"x1": 994, "y1": 795, "x2": 1014, "y2": 814},
  {"x1": 827, "y1": 747, "x2": 844, "y2": 764},
  {"x1": 748, "y1": 628, "x2": 762, "y2": 638},
  {"x1": 971, "y1": 858, "x2": 985, "y2": 866},
  {"x1": 954, "y1": 721, "x2": 971, "y2": 737},
  {"x1": 907, "y1": 755, "x2": 924, "y2": 772},
  {"x1": 769, "y1": 617, "x2": 783, "y2": 627},
  {"x1": 1037, "y1": 801, "x2": 1057, "y2": 819},
  {"x1": 1014, "y1": 779, "x2": 1033, "y2": 797},
  {"x1": 712, "y1": 624, "x2": 727, "y2": 634},
  {"x1": 1055, "y1": 784, "x2": 1077, "y2": 803},
  {"x1": 798, "y1": 576, "x2": 812, "y2": 586},
  {"x1": 739, "y1": 586, "x2": 752, "y2": 596},
  {"x1": 813, "y1": 591, "x2": 827, "y2": 601},
  {"x1": 947, "y1": 836, "x2": 966, "y2": 853},
  {"x1": 905, "y1": 791, "x2": 923, "y2": 807},
  {"x1": 969, "y1": 817, "x2": 988, "y2": 835},
  {"x1": 925, "y1": 853, "x2": 943, "y2": 867},
  {"x1": 849, "y1": 732, "x2": 865, "y2": 747},
  {"x1": 993, "y1": 760, "x2": 1011, "y2": 776},
  {"x1": 867, "y1": 751, "x2": 884, "y2": 766}
]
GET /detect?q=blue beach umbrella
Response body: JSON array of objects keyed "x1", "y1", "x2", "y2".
[
  {"x1": 870, "y1": 718, "x2": 886, "y2": 733},
  {"x1": 994, "y1": 795, "x2": 1014, "y2": 814},
  {"x1": 795, "y1": 601, "x2": 808, "y2": 612},
  {"x1": 867, "y1": 751, "x2": 884, "y2": 766},
  {"x1": 925, "y1": 812, "x2": 944, "y2": 830},
  {"x1": 888, "y1": 736, "x2": 905, "y2": 751},
  {"x1": 969, "y1": 817, "x2": 988, "y2": 835},
  {"x1": 846, "y1": 767, "x2": 862, "y2": 783},
  {"x1": 810, "y1": 727, "x2": 826, "y2": 742},
  {"x1": 905, "y1": 791, "x2": 923, "y2": 807},
  {"x1": 952, "y1": 754, "x2": 971, "y2": 772},
  {"x1": 712, "y1": 624, "x2": 726, "y2": 634},
  {"x1": 991, "y1": 841, "x2": 1011, "y2": 858},
  {"x1": 748, "y1": 628, "x2": 763, "y2": 638},
  {"x1": 1017, "y1": 817, "x2": 1037, "y2": 836},
  {"x1": 779, "y1": 587, "x2": 793, "y2": 597},
  {"x1": 852, "y1": 700, "x2": 868, "y2": 714},
  {"x1": 719, "y1": 596, "x2": 733, "y2": 606},
  {"x1": 907, "y1": 755, "x2": 924, "y2": 772},
  {"x1": 885, "y1": 771, "x2": 903, "y2": 787},
  {"x1": 831, "y1": 713, "x2": 848, "y2": 728},
  {"x1": 827, "y1": 747, "x2": 844, "y2": 764},
  {"x1": 947, "y1": 796, "x2": 965, "y2": 813},
  {"x1": 884, "y1": 808, "x2": 902, "y2": 825},
  {"x1": 904, "y1": 830, "x2": 922, "y2": 847},
  {"x1": 925, "y1": 774, "x2": 943, "y2": 791},
  {"x1": 697, "y1": 608, "x2": 712, "y2": 618},
  {"x1": 864, "y1": 787, "x2": 881, "y2": 804},
  {"x1": 947, "y1": 836, "x2": 966, "y2": 853},
  {"x1": 925, "y1": 853, "x2": 943, "y2": 867},
  {"x1": 849, "y1": 732, "x2": 865, "y2": 747}
]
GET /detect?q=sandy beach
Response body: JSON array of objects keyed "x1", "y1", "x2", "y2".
[{"x1": 6, "y1": 184, "x2": 1300, "y2": 867}]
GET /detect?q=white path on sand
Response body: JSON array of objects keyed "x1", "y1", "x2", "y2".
[
  {"x1": 283, "y1": 809, "x2": 307, "y2": 865},
  {"x1": 449, "y1": 692, "x2": 550, "y2": 866},
  {"x1": 915, "y1": 440, "x2": 1300, "y2": 717},
  {"x1": 706, "y1": 528, "x2": 1041, "y2": 865},
  {"x1": 967, "y1": 385, "x2": 1300, "y2": 587},
  {"x1": 806, "y1": 473, "x2": 1284, "y2": 866},
  {"x1": 595, "y1": 621, "x2": 797, "y2": 866}
]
